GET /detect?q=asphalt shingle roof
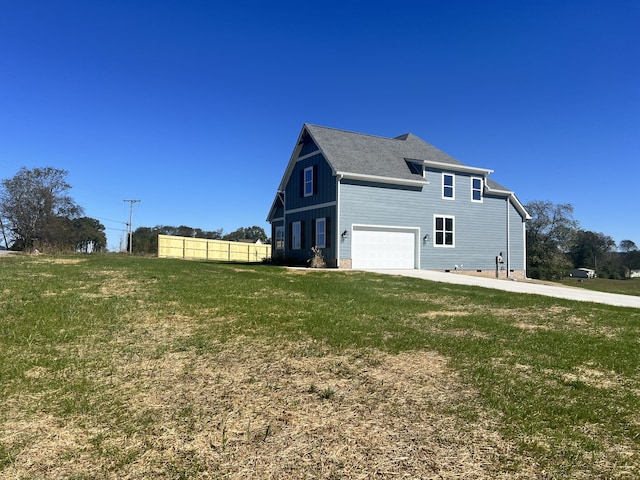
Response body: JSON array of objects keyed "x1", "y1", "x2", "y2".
[
  {"x1": 271, "y1": 124, "x2": 530, "y2": 221},
  {"x1": 305, "y1": 124, "x2": 466, "y2": 181}
]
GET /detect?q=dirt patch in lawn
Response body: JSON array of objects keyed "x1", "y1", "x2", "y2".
[{"x1": 0, "y1": 337, "x2": 540, "y2": 479}]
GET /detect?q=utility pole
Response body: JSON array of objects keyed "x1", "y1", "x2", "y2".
[{"x1": 123, "y1": 199, "x2": 141, "y2": 254}]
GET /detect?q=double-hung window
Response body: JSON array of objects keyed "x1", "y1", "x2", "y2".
[
  {"x1": 442, "y1": 173, "x2": 455, "y2": 199},
  {"x1": 292, "y1": 221, "x2": 301, "y2": 250},
  {"x1": 315, "y1": 218, "x2": 326, "y2": 248},
  {"x1": 303, "y1": 166, "x2": 314, "y2": 197},
  {"x1": 434, "y1": 215, "x2": 454, "y2": 247},
  {"x1": 275, "y1": 226, "x2": 285, "y2": 250},
  {"x1": 471, "y1": 177, "x2": 483, "y2": 202}
]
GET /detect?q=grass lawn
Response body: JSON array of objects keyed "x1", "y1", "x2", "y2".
[
  {"x1": 559, "y1": 276, "x2": 640, "y2": 297},
  {"x1": 1, "y1": 254, "x2": 639, "y2": 479}
]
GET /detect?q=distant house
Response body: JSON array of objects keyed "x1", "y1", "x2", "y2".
[
  {"x1": 570, "y1": 268, "x2": 597, "y2": 279},
  {"x1": 237, "y1": 238, "x2": 263, "y2": 245},
  {"x1": 267, "y1": 124, "x2": 530, "y2": 278}
]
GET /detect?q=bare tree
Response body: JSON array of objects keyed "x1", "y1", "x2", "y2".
[
  {"x1": 0, "y1": 216, "x2": 8, "y2": 248},
  {"x1": 525, "y1": 200, "x2": 579, "y2": 280},
  {"x1": 0, "y1": 167, "x2": 83, "y2": 250}
]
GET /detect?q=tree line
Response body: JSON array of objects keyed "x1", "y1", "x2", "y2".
[
  {"x1": 0, "y1": 167, "x2": 269, "y2": 254},
  {"x1": 0, "y1": 167, "x2": 106, "y2": 252},
  {"x1": 1, "y1": 167, "x2": 638, "y2": 280},
  {"x1": 525, "y1": 200, "x2": 639, "y2": 280}
]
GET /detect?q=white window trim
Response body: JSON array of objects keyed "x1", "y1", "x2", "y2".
[
  {"x1": 275, "y1": 226, "x2": 285, "y2": 250},
  {"x1": 442, "y1": 173, "x2": 455, "y2": 200},
  {"x1": 315, "y1": 217, "x2": 326, "y2": 248},
  {"x1": 292, "y1": 221, "x2": 301, "y2": 250},
  {"x1": 303, "y1": 166, "x2": 314, "y2": 197},
  {"x1": 471, "y1": 177, "x2": 483, "y2": 203},
  {"x1": 433, "y1": 214, "x2": 455, "y2": 248}
]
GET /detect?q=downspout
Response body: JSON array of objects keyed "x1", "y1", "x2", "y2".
[
  {"x1": 336, "y1": 174, "x2": 343, "y2": 268},
  {"x1": 506, "y1": 196, "x2": 511, "y2": 278},
  {"x1": 523, "y1": 220, "x2": 527, "y2": 279},
  {"x1": 278, "y1": 190, "x2": 286, "y2": 252}
]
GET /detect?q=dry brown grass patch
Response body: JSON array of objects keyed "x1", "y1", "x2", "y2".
[
  {"x1": 1, "y1": 339, "x2": 540, "y2": 478},
  {"x1": 31, "y1": 257, "x2": 87, "y2": 265},
  {"x1": 562, "y1": 364, "x2": 622, "y2": 390},
  {"x1": 416, "y1": 310, "x2": 469, "y2": 319}
]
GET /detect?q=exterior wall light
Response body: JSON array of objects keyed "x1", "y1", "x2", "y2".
[
  {"x1": 423, "y1": 234, "x2": 429, "y2": 243},
  {"x1": 341, "y1": 230, "x2": 348, "y2": 238}
]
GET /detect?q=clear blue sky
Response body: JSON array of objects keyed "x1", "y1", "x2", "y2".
[{"x1": 1, "y1": 1, "x2": 638, "y2": 251}]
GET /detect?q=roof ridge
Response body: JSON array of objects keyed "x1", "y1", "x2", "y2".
[{"x1": 305, "y1": 123, "x2": 409, "y2": 142}]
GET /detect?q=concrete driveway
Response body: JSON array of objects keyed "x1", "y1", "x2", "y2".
[{"x1": 362, "y1": 269, "x2": 640, "y2": 309}]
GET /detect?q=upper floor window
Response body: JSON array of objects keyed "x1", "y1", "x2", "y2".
[
  {"x1": 434, "y1": 215, "x2": 455, "y2": 247},
  {"x1": 315, "y1": 218, "x2": 326, "y2": 248},
  {"x1": 442, "y1": 173, "x2": 454, "y2": 199},
  {"x1": 471, "y1": 177, "x2": 483, "y2": 202},
  {"x1": 304, "y1": 166, "x2": 314, "y2": 197}
]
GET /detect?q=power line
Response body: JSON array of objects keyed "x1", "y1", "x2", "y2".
[{"x1": 92, "y1": 216, "x2": 128, "y2": 225}]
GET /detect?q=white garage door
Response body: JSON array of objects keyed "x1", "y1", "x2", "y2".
[{"x1": 351, "y1": 226, "x2": 418, "y2": 269}]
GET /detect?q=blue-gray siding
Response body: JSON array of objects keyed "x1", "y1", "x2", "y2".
[{"x1": 339, "y1": 168, "x2": 526, "y2": 271}]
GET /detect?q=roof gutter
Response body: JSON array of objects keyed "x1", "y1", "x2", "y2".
[
  {"x1": 485, "y1": 184, "x2": 531, "y2": 220},
  {"x1": 420, "y1": 160, "x2": 493, "y2": 176},
  {"x1": 335, "y1": 171, "x2": 428, "y2": 187}
]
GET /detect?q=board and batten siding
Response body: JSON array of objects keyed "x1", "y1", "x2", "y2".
[
  {"x1": 282, "y1": 205, "x2": 337, "y2": 265},
  {"x1": 285, "y1": 153, "x2": 335, "y2": 210},
  {"x1": 280, "y1": 151, "x2": 337, "y2": 265}
]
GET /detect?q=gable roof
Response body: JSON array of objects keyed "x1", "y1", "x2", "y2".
[
  {"x1": 297, "y1": 124, "x2": 494, "y2": 186},
  {"x1": 277, "y1": 124, "x2": 530, "y2": 219},
  {"x1": 485, "y1": 178, "x2": 531, "y2": 220}
]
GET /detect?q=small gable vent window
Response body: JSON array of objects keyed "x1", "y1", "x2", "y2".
[
  {"x1": 471, "y1": 177, "x2": 483, "y2": 202},
  {"x1": 406, "y1": 161, "x2": 424, "y2": 176},
  {"x1": 442, "y1": 173, "x2": 454, "y2": 199}
]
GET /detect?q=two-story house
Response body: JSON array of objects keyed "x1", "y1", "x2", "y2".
[{"x1": 267, "y1": 124, "x2": 530, "y2": 278}]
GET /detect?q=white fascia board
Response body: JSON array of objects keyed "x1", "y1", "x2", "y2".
[
  {"x1": 285, "y1": 201, "x2": 337, "y2": 215},
  {"x1": 484, "y1": 184, "x2": 513, "y2": 195},
  {"x1": 485, "y1": 185, "x2": 531, "y2": 220},
  {"x1": 266, "y1": 193, "x2": 284, "y2": 222},
  {"x1": 511, "y1": 193, "x2": 531, "y2": 220},
  {"x1": 336, "y1": 171, "x2": 428, "y2": 187},
  {"x1": 422, "y1": 160, "x2": 493, "y2": 176},
  {"x1": 277, "y1": 126, "x2": 308, "y2": 192}
]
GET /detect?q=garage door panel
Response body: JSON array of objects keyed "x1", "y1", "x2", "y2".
[{"x1": 352, "y1": 227, "x2": 417, "y2": 269}]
